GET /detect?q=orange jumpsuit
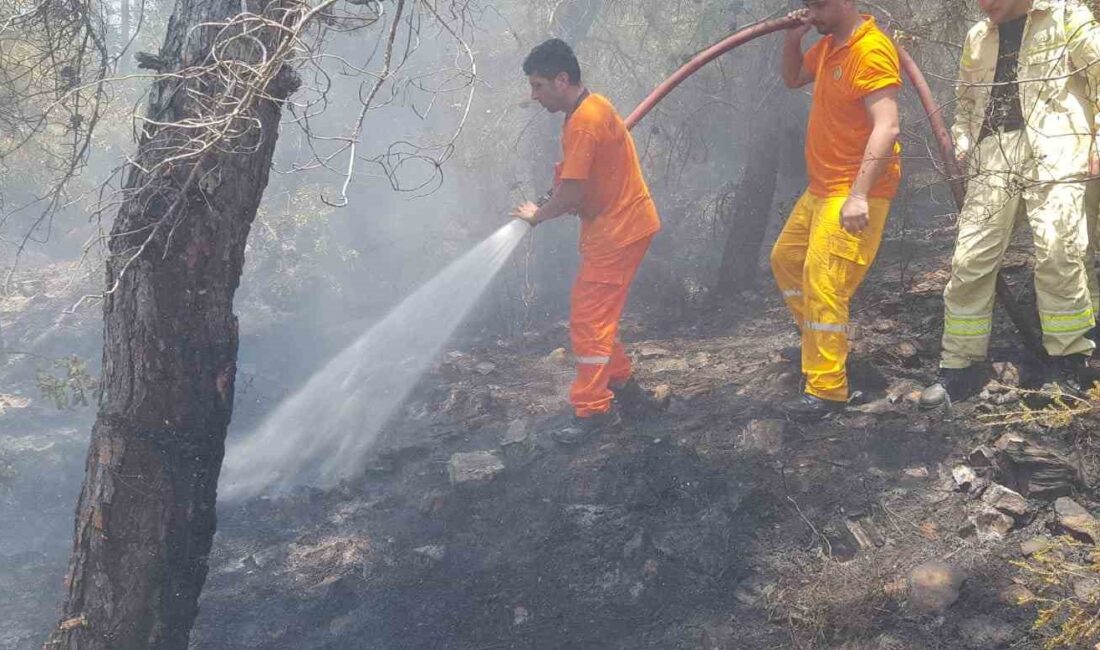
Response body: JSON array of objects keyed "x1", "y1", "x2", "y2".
[
  {"x1": 769, "y1": 16, "x2": 902, "y2": 402},
  {"x1": 558, "y1": 93, "x2": 661, "y2": 417}
]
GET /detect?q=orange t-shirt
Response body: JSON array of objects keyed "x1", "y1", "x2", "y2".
[
  {"x1": 802, "y1": 16, "x2": 902, "y2": 199},
  {"x1": 556, "y1": 93, "x2": 661, "y2": 258}
]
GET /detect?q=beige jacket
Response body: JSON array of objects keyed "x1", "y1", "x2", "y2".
[{"x1": 952, "y1": 0, "x2": 1100, "y2": 180}]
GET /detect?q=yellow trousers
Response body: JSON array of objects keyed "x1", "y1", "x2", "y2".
[
  {"x1": 771, "y1": 192, "x2": 891, "y2": 402},
  {"x1": 941, "y1": 130, "x2": 1095, "y2": 368}
]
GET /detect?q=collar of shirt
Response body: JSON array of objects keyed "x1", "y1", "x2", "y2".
[
  {"x1": 820, "y1": 15, "x2": 881, "y2": 57},
  {"x1": 565, "y1": 88, "x2": 591, "y2": 123}
]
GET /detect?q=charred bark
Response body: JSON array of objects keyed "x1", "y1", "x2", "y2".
[
  {"x1": 715, "y1": 107, "x2": 780, "y2": 297},
  {"x1": 45, "y1": 0, "x2": 298, "y2": 647}
]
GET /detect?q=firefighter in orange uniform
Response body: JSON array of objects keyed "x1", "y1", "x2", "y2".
[{"x1": 512, "y1": 39, "x2": 661, "y2": 443}]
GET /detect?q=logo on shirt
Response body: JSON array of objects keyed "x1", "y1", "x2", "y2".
[{"x1": 832, "y1": 66, "x2": 842, "y2": 81}]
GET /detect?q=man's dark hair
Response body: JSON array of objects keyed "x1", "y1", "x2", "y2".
[{"x1": 522, "y1": 38, "x2": 582, "y2": 84}]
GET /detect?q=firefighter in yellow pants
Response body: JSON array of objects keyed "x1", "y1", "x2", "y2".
[
  {"x1": 919, "y1": 0, "x2": 1100, "y2": 407},
  {"x1": 772, "y1": 193, "x2": 891, "y2": 402},
  {"x1": 775, "y1": 3, "x2": 903, "y2": 419}
]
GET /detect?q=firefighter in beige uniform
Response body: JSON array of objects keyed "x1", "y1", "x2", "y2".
[{"x1": 922, "y1": 0, "x2": 1100, "y2": 407}]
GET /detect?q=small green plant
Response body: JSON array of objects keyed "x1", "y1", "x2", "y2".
[
  {"x1": 36, "y1": 355, "x2": 98, "y2": 409},
  {"x1": 978, "y1": 383, "x2": 1100, "y2": 428},
  {"x1": 1013, "y1": 536, "x2": 1100, "y2": 648}
]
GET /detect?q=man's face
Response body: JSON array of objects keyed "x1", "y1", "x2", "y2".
[
  {"x1": 803, "y1": 0, "x2": 850, "y2": 35},
  {"x1": 977, "y1": 0, "x2": 1027, "y2": 23},
  {"x1": 528, "y1": 72, "x2": 570, "y2": 113}
]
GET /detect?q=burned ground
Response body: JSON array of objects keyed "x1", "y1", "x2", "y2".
[{"x1": 4, "y1": 201, "x2": 1100, "y2": 649}]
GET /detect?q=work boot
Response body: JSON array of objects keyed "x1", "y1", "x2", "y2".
[
  {"x1": 918, "y1": 367, "x2": 983, "y2": 409},
  {"x1": 612, "y1": 377, "x2": 664, "y2": 417},
  {"x1": 781, "y1": 393, "x2": 846, "y2": 420},
  {"x1": 553, "y1": 406, "x2": 623, "y2": 445},
  {"x1": 1040, "y1": 354, "x2": 1100, "y2": 398}
]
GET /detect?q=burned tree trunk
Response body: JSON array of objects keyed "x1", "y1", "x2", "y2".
[
  {"x1": 715, "y1": 107, "x2": 781, "y2": 297},
  {"x1": 45, "y1": 0, "x2": 299, "y2": 647}
]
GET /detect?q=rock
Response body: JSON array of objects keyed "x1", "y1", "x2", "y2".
[
  {"x1": 904, "y1": 466, "x2": 930, "y2": 478},
  {"x1": 699, "y1": 620, "x2": 736, "y2": 648},
  {"x1": 652, "y1": 384, "x2": 672, "y2": 406},
  {"x1": 845, "y1": 518, "x2": 885, "y2": 549},
  {"x1": 908, "y1": 561, "x2": 965, "y2": 615},
  {"x1": 974, "y1": 508, "x2": 1014, "y2": 539},
  {"x1": 651, "y1": 357, "x2": 690, "y2": 374},
  {"x1": 412, "y1": 544, "x2": 446, "y2": 563},
  {"x1": 969, "y1": 445, "x2": 995, "y2": 468},
  {"x1": 855, "y1": 398, "x2": 894, "y2": 415},
  {"x1": 886, "y1": 380, "x2": 919, "y2": 403},
  {"x1": 895, "y1": 341, "x2": 921, "y2": 367},
  {"x1": 689, "y1": 352, "x2": 711, "y2": 367},
  {"x1": 995, "y1": 390, "x2": 1020, "y2": 405},
  {"x1": 999, "y1": 583, "x2": 1036, "y2": 605},
  {"x1": 637, "y1": 345, "x2": 671, "y2": 358},
  {"x1": 738, "y1": 419, "x2": 785, "y2": 455},
  {"x1": 442, "y1": 387, "x2": 495, "y2": 422},
  {"x1": 959, "y1": 615, "x2": 1015, "y2": 648},
  {"x1": 992, "y1": 361, "x2": 1020, "y2": 388},
  {"x1": 500, "y1": 419, "x2": 529, "y2": 447},
  {"x1": 1020, "y1": 537, "x2": 1051, "y2": 556},
  {"x1": 622, "y1": 529, "x2": 644, "y2": 559},
  {"x1": 994, "y1": 432, "x2": 1025, "y2": 450},
  {"x1": 474, "y1": 361, "x2": 496, "y2": 375},
  {"x1": 447, "y1": 451, "x2": 504, "y2": 486},
  {"x1": 873, "y1": 318, "x2": 898, "y2": 333},
  {"x1": 953, "y1": 465, "x2": 978, "y2": 491},
  {"x1": 544, "y1": 347, "x2": 569, "y2": 366},
  {"x1": 418, "y1": 489, "x2": 447, "y2": 515},
  {"x1": 1054, "y1": 497, "x2": 1100, "y2": 543},
  {"x1": 981, "y1": 484, "x2": 1030, "y2": 517},
  {"x1": 1075, "y1": 578, "x2": 1100, "y2": 600},
  {"x1": 996, "y1": 440, "x2": 1082, "y2": 499}
]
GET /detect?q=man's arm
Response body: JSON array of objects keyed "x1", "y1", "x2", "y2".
[
  {"x1": 511, "y1": 179, "x2": 585, "y2": 226},
  {"x1": 951, "y1": 35, "x2": 982, "y2": 166},
  {"x1": 841, "y1": 86, "x2": 900, "y2": 233},
  {"x1": 782, "y1": 10, "x2": 815, "y2": 88},
  {"x1": 1065, "y1": 0, "x2": 1100, "y2": 175}
]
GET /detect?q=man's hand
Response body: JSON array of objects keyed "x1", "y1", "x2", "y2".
[
  {"x1": 840, "y1": 194, "x2": 870, "y2": 234},
  {"x1": 786, "y1": 9, "x2": 813, "y2": 38},
  {"x1": 511, "y1": 201, "x2": 540, "y2": 226},
  {"x1": 1090, "y1": 145, "x2": 1100, "y2": 178}
]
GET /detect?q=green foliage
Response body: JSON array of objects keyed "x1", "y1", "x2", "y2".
[
  {"x1": 1013, "y1": 537, "x2": 1100, "y2": 648},
  {"x1": 35, "y1": 355, "x2": 98, "y2": 410}
]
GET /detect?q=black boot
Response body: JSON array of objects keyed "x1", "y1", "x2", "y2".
[
  {"x1": 553, "y1": 406, "x2": 623, "y2": 445},
  {"x1": 781, "y1": 393, "x2": 846, "y2": 420},
  {"x1": 612, "y1": 377, "x2": 665, "y2": 417},
  {"x1": 1041, "y1": 354, "x2": 1100, "y2": 397},
  {"x1": 919, "y1": 366, "x2": 984, "y2": 409}
]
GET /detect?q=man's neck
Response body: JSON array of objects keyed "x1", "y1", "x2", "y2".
[
  {"x1": 832, "y1": 13, "x2": 865, "y2": 44},
  {"x1": 563, "y1": 86, "x2": 587, "y2": 112}
]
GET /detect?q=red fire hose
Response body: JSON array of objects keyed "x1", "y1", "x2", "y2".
[{"x1": 621, "y1": 15, "x2": 1044, "y2": 356}]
